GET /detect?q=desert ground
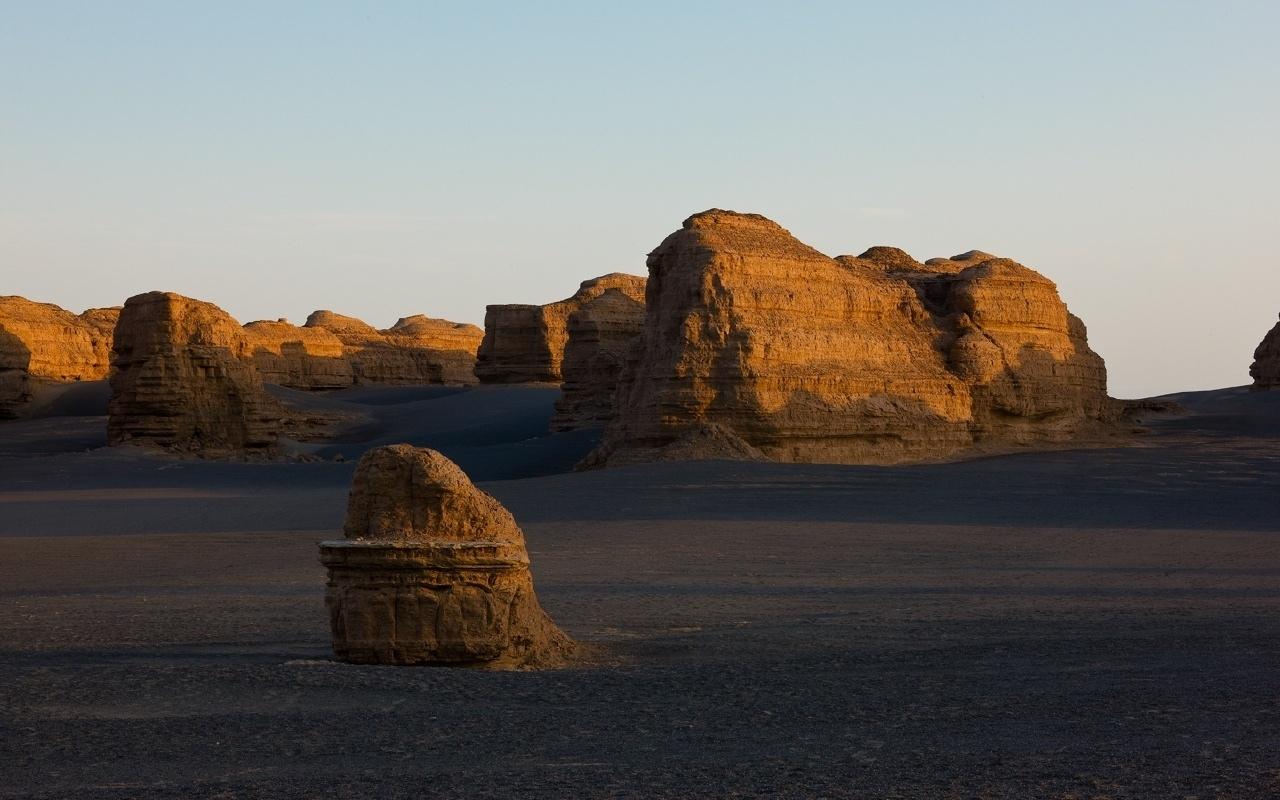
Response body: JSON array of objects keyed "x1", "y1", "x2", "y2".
[{"x1": 1, "y1": 384, "x2": 1278, "y2": 798}]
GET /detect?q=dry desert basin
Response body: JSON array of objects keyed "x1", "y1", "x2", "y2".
[{"x1": 0, "y1": 381, "x2": 1277, "y2": 798}]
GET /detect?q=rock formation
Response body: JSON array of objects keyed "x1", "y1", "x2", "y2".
[
  {"x1": 590, "y1": 210, "x2": 1117, "y2": 466},
  {"x1": 1251, "y1": 315, "x2": 1280, "y2": 390},
  {"x1": 320, "y1": 445, "x2": 572, "y2": 668},
  {"x1": 550, "y1": 288, "x2": 646, "y2": 431},
  {"x1": 475, "y1": 273, "x2": 646, "y2": 383},
  {"x1": 242, "y1": 319, "x2": 353, "y2": 390},
  {"x1": 0, "y1": 297, "x2": 119, "y2": 418},
  {"x1": 108, "y1": 292, "x2": 281, "y2": 454},
  {"x1": 303, "y1": 311, "x2": 483, "y2": 386}
]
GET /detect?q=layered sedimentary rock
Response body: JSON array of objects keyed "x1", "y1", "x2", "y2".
[
  {"x1": 551, "y1": 288, "x2": 646, "y2": 431},
  {"x1": 108, "y1": 292, "x2": 281, "y2": 454},
  {"x1": 320, "y1": 445, "x2": 572, "y2": 668},
  {"x1": 0, "y1": 297, "x2": 120, "y2": 418},
  {"x1": 242, "y1": 319, "x2": 353, "y2": 390},
  {"x1": 475, "y1": 273, "x2": 646, "y2": 383},
  {"x1": 591, "y1": 210, "x2": 1116, "y2": 466},
  {"x1": 1252, "y1": 315, "x2": 1280, "y2": 390},
  {"x1": 304, "y1": 311, "x2": 483, "y2": 386}
]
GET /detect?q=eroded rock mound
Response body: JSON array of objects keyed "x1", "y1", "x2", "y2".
[
  {"x1": 108, "y1": 292, "x2": 281, "y2": 454},
  {"x1": 1252, "y1": 315, "x2": 1280, "y2": 391},
  {"x1": 320, "y1": 445, "x2": 572, "y2": 668},
  {"x1": 475, "y1": 273, "x2": 646, "y2": 383},
  {"x1": 304, "y1": 311, "x2": 483, "y2": 386},
  {"x1": 0, "y1": 297, "x2": 119, "y2": 418},
  {"x1": 551, "y1": 288, "x2": 646, "y2": 431},
  {"x1": 591, "y1": 210, "x2": 1116, "y2": 466}
]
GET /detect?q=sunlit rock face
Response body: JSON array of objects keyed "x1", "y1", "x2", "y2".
[
  {"x1": 475, "y1": 273, "x2": 646, "y2": 384},
  {"x1": 590, "y1": 210, "x2": 1117, "y2": 466},
  {"x1": 0, "y1": 296, "x2": 119, "y2": 418},
  {"x1": 301, "y1": 311, "x2": 483, "y2": 386},
  {"x1": 320, "y1": 445, "x2": 573, "y2": 669},
  {"x1": 1251, "y1": 315, "x2": 1280, "y2": 391},
  {"x1": 107, "y1": 292, "x2": 281, "y2": 455},
  {"x1": 242, "y1": 312, "x2": 483, "y2": 391},
  {"x1": 551, "y1": 288, "x2": 646, "y2": 431},
  {"x1": 242, "y1": 319, "x2": 353, "y2": 390}
]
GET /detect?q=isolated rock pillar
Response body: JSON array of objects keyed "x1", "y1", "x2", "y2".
[{"x1": 319, "y1": 445, "x2": 572, "y2": 668}]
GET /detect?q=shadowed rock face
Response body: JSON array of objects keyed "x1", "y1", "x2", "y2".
[
  {"x1": 0, "y1": 297, "x2": 119, "y2": 418},
  {"x1": 475, "y1": 273, "x2": 646, "y2": 383},
  {"x1": 551, "y1": 288, "x2": 646, "y2": 431},
  {"x1": 320, "y1": 445, "x2": 572, "y2": 668},
  {"x1": 1251, "y1": 315, "x2": 1280, "y2": 391},
  {"x1": 591, "y1": 210, "x2": 1116, "y2": 466},
  {"x1": 108, "y1": 292, "x2": 281, "y2": 454},
  {"x1": 302, "y1": 312, "x2": 483, "y2": 386}
]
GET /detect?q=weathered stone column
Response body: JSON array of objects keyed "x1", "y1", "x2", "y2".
[{"x1": 320, "y1": 445, "x2": 572, "y2": 668}]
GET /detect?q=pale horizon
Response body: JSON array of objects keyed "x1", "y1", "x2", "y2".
[{"x1": 3, "y1": 2, "x2": 1278, "y2": 399}]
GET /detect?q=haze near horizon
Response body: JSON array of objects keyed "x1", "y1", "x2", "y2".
[{"x1": 2, "y1": 1, "x2": 1277, "y2": 398}]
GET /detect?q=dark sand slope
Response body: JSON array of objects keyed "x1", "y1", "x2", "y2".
[{"x1": 0, "y1": 386, "x2": 1278, "y2": 798}]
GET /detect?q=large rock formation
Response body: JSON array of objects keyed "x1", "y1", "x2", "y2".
[
  {"x1": 303, "y1": 311, "x2": 483, "y2": 386},
  {"x1": 475, "y1": 273, "x2": 646, "y2": 383},
  {"x1": 0, "y1": 297, "x2": 119, "y2": 418},
  {"x1": 591, "y1": 210, "x2": 1116, "y2": 466},
  {"x1": 1252, "y1": 315, "x2": 1280, "y2": 390},
  {"x1": 320, "y1": 445, "x2": 572, "y2": 668},
  {"x1": 551, "y1": 288, "x2": 646, "y2": 431},
  {"x1": 108, "y1": 292, "x2": 281, "y2": 454}
]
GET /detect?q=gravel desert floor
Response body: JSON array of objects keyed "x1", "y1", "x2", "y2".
[{"x1": 1, "y1": 385, "x2": 1278, "y2": 798}]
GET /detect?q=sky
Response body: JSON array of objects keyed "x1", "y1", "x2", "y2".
[{"x1": 2, "y1": 1, "x2": 1277, "y2": 398}]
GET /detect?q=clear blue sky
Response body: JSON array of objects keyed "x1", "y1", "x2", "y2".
[{"x1": 2, "y1": 1, "x2": 1277, "y2": 397}]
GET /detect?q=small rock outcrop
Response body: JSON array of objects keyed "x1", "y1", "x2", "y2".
[
  {"x1": 303, "y1": 311, "x2": 483, "y2": 386},
  {"x1": 1252, "y1": 315, "x2": 1280, "y2": 390},
  {"x1": 591, "y1": 210, "x2": 1117, "y2": 466},
  {"x1": 320, "y1": 445, "x2": 572, "y2": 668},
  {"x1": 475, "y1": 273, "x2": 646, "y2": 383},
  {"x1": 0, "y1": 297, "x2": 120, "y2": 418},
  {"x1": 550, "y1": 288, "x2": 646, "y2": 431},
  {"x1": 108, "y1": 292, "x2": 281, "y2": 454}
]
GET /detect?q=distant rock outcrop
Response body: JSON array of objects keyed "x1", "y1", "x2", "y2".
[
  {"x1": 108, "y1": 292, "x2": 281, "y2": 454},
  {"x1": 320, "y1": 445, "x2": 573, "y2": 668},
  {"x1": 1251, "y1": 315, "x2": 1280, "y2": 390},
  {"x1": 242, "y1": 319, "x2": 353, "y2": 390},
  {"x1": 475, "y1": 273, "x2": 646, "y2": 384},
  {"x1": 303, "y1": 311, "x2": 483, "y2": 386},
  {"x1": 550, "y1": 288, "x2": 646, "y2": 431},
  {"x1": 589, "y1": 210, "x2": 1117, "y2": 466},
  {"x1": 0, "y1": 297, "x2": 119, "y2": 418}
]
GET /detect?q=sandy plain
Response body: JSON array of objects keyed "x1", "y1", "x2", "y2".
[{"x1": 0, "y1": 384, "x2": 1277, "y2": 798}]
